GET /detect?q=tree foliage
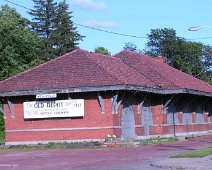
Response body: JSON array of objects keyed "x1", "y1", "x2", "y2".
[
  {"x1": 0, "y1": 5, "x2": 43, "y2": 80},
  {"x1": 29, "y1": 0, "x2": 84, "y2": 59},
  {"x1": 202, "y1": 45, "x2": 212, "y2": 84},
  {"x1": 146, "y1": 28, "x2": 184, "y2": 65},
  {"x1": 145, "y1": 28, "x2": 210, "y2": 81},
  {"x1": 29, "y1": 0, "x2": 57, "y2": 59},
  {"x1": 0, "y1": 105, "x2": 4, "y2": 142},
  {"x1": 94, "y1": 46, "x2": 111, "y2": 55},
  {"x1": 123, "y1": 42, "x2": 138, "y2": 52}
]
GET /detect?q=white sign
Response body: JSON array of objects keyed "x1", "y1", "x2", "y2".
[
  {"x1": 24, "y1": 99, "x2": 84, "y2": 119},
  {"x1": 36, "y1": 93, "x2": 57, "y2": 99}
]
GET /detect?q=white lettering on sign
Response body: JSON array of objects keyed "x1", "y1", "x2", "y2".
[
  {"x1": 36, "y1": 93, "x2": 57, "y2": 99},
  {"x1": 24, "y1": 99, "x2": 84, "y2": 119}
]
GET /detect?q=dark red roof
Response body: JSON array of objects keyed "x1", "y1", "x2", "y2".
[
  {"x1": 114, "y1": 50, "x2": 212, "y2": 95},
  {"x1": 0, "y1": 49, "x2": 212, "y2": 97}
]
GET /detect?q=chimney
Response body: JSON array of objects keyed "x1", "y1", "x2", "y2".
[{"x1": 155, "y1": 56, "x2": 167, "y2": 64}]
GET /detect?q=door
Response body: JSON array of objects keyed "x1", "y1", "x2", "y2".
[
  {"x1": 121, "y1": 102, "x2": 136, "y2": 140},
  {"x1": 141, "y1": 102, "x2": 153, "y2": 136}
]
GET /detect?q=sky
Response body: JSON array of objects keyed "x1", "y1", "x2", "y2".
[{"x1": 1, "y1": 0, "x2": 212, "y2": 54}]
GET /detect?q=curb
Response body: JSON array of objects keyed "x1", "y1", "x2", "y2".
[
  {"x1": 151, "y1": 156, "x2": 212, "y2": 170},
  {"x1": 151, "y1": 162, "x2": 198, "y2": 170}
]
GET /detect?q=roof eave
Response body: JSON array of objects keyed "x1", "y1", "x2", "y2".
[{"x1": 0, "y1": 85, "x2": 212, "y2": 98}]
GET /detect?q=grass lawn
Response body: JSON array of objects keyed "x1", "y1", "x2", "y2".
[{"x1": 172, "y1": 147, "x2": 212, "y2": 158}]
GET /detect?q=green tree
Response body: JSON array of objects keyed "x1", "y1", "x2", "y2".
[
  {"x1": 0, "y1": 105, "x2": 4, "y2": 143},
  {"x1": 202, "y1": 45, "x2": 212, "y2": 84},
  {"x1": 94, "y1": 47, "x2": 111, "y2": 55},
  {"x1": 0, "y1": 5, "x2": 43, "y2": 80},
  {"x1": 145, "y1": 28, "x2": 182, "y2": 65},
  {"x1": 176, "y1": 41, "x2": 203, "y2": 78},
  {"x1": 123, "y1": 42, "x2": 138, "y2": 52},
  {"x1": 29, "y1": 0, "x2": 84, "y2": 59},
  {"x1": 202, "y1": 45, "x2": 212, "y2": 71},
  {"x1": 29, "y1": 0, "x2": 58, "y2": 59},
  {"x1": 145, "y1": 28, "x2": 205, "y2": 80},
  {"x1": 53, "y1": 0, "x2": 84, "y2": 56}
]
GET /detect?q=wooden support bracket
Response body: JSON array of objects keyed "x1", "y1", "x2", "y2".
[
  {"x1": 8, "y1": 100, "x2": 15, "y2": 118},
  {"x1": 162, "y1": 94, "x2": 176, "y2": 111},
  {"x1": 111, "y1": 91, "x2": 119, "y2": 114},
  {"x1": 114, "y1": 93, "x2": 125, "y2": 114},
  {"x1": 137, "y1": 94, "x2": 147, "y2": 114},
  {"x1": 161, "y1": 94, "x2": 182, "y2": 113},
  {"x1": 97, "y1": 92, "x2": 105, "y2": 113}
]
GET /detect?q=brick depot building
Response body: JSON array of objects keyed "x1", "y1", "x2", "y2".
[{"x1": 0, "y1": 49, "x2": 212, "y2": 145}]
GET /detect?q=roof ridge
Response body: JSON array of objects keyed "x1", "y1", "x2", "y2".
[
  {"x1": 139, "y1": 53, "x2": 212, "y2": 89},
  {"x1": 144, "y1": 54, "x2": 212, "y2": 88},
  {"x1": 90, "y1": 52, "x2": 155, "y2": 86},
  {"x1": 120, "y1": 51, "x2": 180, "y2": 88},
  {"x1": 114, "y1": 51, "x2": 166, "y2": 88},
  {"x1": 115, "y1": 50, "x2": 212, "y2": 91},
  {"x1": 120, "y1": 59, "x2": 160, "y2": 86},
  {"x1": 141, "y1": 54, "x2": 181, "y2": 88},
  {"x1": 86, "y1": 52, "x2": 126, "y2": 84}
]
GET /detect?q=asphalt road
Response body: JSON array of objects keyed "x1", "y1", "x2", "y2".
[{"x1": 0, "y1": 135, "x2": 212, "y2": 170}]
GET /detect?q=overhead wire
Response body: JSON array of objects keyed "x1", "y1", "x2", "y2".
[
  {"x1": 3, "y1": 0, "x2": 147, "y2": 39},
  {"x1": 2, "y1": 0, "x2": 212, "y2": 41},
  {"x1": 187, "y1": 37, "x2": 212, "y2": 41},
  {"x1": 3, "y1": 0, "x2": 211, "y2": 79},
  {"x1": 4, "y1": 0, "x2": 30, "y2": 10},
  {"x1": 74, "y1": 23, "x2": 147, "y2": 38}
]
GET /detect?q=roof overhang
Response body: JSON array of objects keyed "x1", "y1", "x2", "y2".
[{"x1": 0, "y1": 85, "x2": 212, "y2": 98}]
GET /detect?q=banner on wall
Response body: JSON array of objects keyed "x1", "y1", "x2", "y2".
[{"x1": 24, "y1": 99, "x2": 84, "y2": 119}]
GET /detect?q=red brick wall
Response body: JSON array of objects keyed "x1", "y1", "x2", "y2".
[
  {"x1": 4, "y1": 92, "x2": 212, "y2": 143},
  {"x1": 5, "y1": 93, "x2": 115, "y2": 143}
]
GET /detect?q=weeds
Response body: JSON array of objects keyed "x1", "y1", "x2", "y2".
[
  {"x1": 142, "y1": 136, "x2": 178, "y2": 146},
  {"x1": 3, "y1": 141, "x2": 102, "y2": 151},
  {"x1": 0, "y1": 136, "x2": 179, "y2": 151}
]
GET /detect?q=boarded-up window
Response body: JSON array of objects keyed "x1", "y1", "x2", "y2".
[
  {"x1": 121, "y1": 102, "x2": 136, "y2": 139},
  {"x1": 167, "y1": 103, "x2": 178, "y2": 124},
  {"x1": 196, "y1": 105, "x2": 204, "y2": 123},
  {"x1": 141, "y1": 105, "x2": 153, "y2": 126},
  {"x1": 141, "y1": 102, "x2": 153, "y2": 136},
  {"x1": 182, "y1": 105, "x2": 192, "y2": 124}
]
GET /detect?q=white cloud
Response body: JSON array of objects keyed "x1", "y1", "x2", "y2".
[
  {"x1": 72, "y1": 0, "x2": 106, "y2": 10},
  {"x1": 83, "y1": 19, "x2": 116, "y2": 28}
]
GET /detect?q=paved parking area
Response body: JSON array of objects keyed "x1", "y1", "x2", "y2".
[{"x1": 0, "y1": 135, "x2": 212, "y2": 170}]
